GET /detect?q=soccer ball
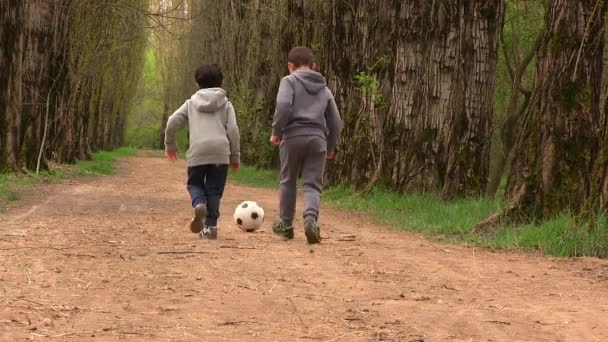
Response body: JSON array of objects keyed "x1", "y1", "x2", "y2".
[{"x1": 233, "y1": 201, "x2": 265, "y2": 232}]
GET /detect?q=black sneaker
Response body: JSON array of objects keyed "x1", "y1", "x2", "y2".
[
  {"x1": 304, "y1": 219, "x2": 321, "y2": 244},
  {"x1": 272, "y1": 222, "x2": 294, "y2": 240},
  {"x1": 190, "y1": 204, "x2": 207, "y2": 233},
  {"x1": 200, "y1": 225, "x2": 218, "y2": 240}
]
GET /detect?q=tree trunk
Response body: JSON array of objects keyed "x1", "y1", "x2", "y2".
[
  {"x1": 0, "y1": 0, "x2": 57, "y2": 172},
  {"x1": 0, "y1": 0, "x2": 25, "y2": 171},
  {"x1": 1, "y1": 0, "x2": 147, "y2": 173},
  {"x1": 323, "y1": 0, "x2": 504, "y2": 198},
  {"x1": 486, "y1": 31, "x2": 541, "y2": 198},
  {"x1": 22, "y1": 0, "x2": 56, "y2": 170},
  {"x1": 583, "y1": 81, "x2": 608, "y2": 218},
  {"x1": 500, "y1": 0, "x2": 605, "y2": 223},
  {"x1": 159, "y1": 92, "x2": 170, "y2": 150}
]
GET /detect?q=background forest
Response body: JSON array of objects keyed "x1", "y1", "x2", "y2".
[{"x1": 2, "y1": 0, "x2": 608, "y2": 256}]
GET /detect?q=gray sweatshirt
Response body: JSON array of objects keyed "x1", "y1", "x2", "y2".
[
  {"x1": 272, "y1": 70, "x2": 342, "y2": 151},
  {"x1": 165, "y1": 88, "x2": 240, "y2": 167}
]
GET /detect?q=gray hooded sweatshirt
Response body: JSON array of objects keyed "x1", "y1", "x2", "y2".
[
  {"x1": 165, "y1": 88, "x2": 240, "y2": 167},
  {"x1": 272, "y1": 70, "x2": 342, "y2": 151}
]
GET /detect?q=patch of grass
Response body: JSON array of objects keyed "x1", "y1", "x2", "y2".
[
  {"x1": 0, "y1": 147, "x2": 136, "y2": 207},
  {"x1": 324, "y1": 186, "x2": 499, "y2": 236},
  {"x1": 0, "y1": 171, "x2": 67, "y2": 204},
  {"x1": 76, "y1": 147, "x2": 136, "y2": 175},
  {"x1": 137, "y1": 149, "x2": 165, "y2": 158},
  {"x1": 230, "y1": 166, "x2": 608, "y2": 258},
  {"x1": 0, "y1": 186, "x2": 19, "y2": 202},
  {"x1": 229, "y1": 165, "x2": 278, "y2": 189},
  {"x1": 483, "y1": 214, "x2": 608, "y2": 258}
]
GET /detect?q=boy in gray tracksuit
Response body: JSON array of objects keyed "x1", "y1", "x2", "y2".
[
  {"x1": 270, "y1": 47, "x2": 342, "y2": 244},
  {"x1": 165, "y1": 64, "x2": 240, "y2": 240}
]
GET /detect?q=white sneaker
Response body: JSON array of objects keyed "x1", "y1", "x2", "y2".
[
  {"x1": 200, "y1": 225, "x2": 217, "y2": 240},
  {"x1": 190, "y1": 204, "x2": 207, "y2": 233}
]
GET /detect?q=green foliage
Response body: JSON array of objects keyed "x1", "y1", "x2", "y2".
[
  {"x1": 355, "y1": 70, "x2": 386, "y2": 112},
  {"x1": 229, "y1": 165, "x2": 278, "y2": 189},
  {"x1": 126, "y1": 124, "x2": 162, "y2": 149},
  {"x1": 487, "y1": 214, "x2": 608, "y2": 258},
  {"x1": 325, "y1": 187, "x2": 500, "y2": 236},
  {"x1": 492, "y1": 0, "x2": 544, "y2": 113},
  {"x1": 0, "y1": 167, "x2": 83, "y2": 204},
  {"x1": 0, "y1": 181, "x2": 20, "y2": 202},
  {"x1": 490, "y1": 0, "x2": 544, "y2": 191},
  {"x1": 0, "y1": 148, "x2": 135, "y2": 208},
  {"x1": 355, "y1": 71, "x2": 380, "y2": 92},
  {"x1": 126, "y1": 48, "x2": 164, "y2": 149},
  {"x1": 176, "y1": 130, "x2": 189, "y2": 158},
  {"x1": 230, "y1": 86, "x2": 275, "y2": 167},
  {"x1": 230, "y1": 166, "x2": 608, "y2": 258},
  {"x1": 76, "y1": 147, "x2": 136, "y2": 175},
  {"x1": 0, "y1": 0, "x2": 148, "y2": 170}
]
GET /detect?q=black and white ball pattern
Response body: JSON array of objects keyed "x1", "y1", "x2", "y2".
[{"x1": 233, "y1": 201, "x2": 265, "y2": 232}]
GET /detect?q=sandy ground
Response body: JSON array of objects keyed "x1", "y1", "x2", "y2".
[{"x1": 1, "y1": 156, "x2": 608, "y2": 341}]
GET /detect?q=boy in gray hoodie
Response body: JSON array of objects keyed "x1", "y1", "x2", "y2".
[
  {"x1": 270, "y1": 47, "x2": 342, "y2": 244},
  {"x1": 165, "y1": 64, "x2": 240, "y2": 240}
]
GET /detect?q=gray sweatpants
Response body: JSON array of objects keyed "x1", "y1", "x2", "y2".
[{"x1": 279, "y1": 135, "x2": 327, "y2": 226}]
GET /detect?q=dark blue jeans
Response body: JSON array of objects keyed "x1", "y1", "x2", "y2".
[{"x1": 187, "y1": 164, "x2": 229, "y2": 226}]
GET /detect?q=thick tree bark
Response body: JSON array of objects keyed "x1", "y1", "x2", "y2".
[
  {"x1": 178, "y1": 0, "x2": 504, "y2": 198},
  {"x1": 583, "y1": 84, "x2": 608, "y2": 218},
  {"x1": 22, "y1": 0, "x2": 56, "y2": 170},
  {"x1": 0, "y1": 0, "x2": 25, "y2": 171},
  {"x1": 497, "y1": 0, "x2": 606, "y2": 224},
  {"x1": 0, "y1": 0, "x2": 56, "y2": 172},
  {"x1": 1, "y1": 0, "x2": 147, "y2": 172},
  {"x1": 322, "y1": 1, "x2": 504, "y2": 198}
]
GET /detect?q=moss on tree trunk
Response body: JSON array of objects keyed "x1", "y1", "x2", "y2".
[{"x1": 499, "y1": 0, "x2": 606, "y2": 224}]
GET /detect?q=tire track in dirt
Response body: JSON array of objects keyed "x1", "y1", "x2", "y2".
[{"x1": 1, "y1": 156, "x2": 607, "y2": 341}]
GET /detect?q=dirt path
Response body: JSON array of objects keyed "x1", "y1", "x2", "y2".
[{"x1": 1, "y1": 156, "x2": 608, "y2": 341}]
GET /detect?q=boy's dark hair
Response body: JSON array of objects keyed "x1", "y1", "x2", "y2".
[
  {"x1": 195, "y1": 64, "x2": 223, "y2": 89},
  {"x1": 288, "y1": 47, "x2": 314, "y2": 67}
]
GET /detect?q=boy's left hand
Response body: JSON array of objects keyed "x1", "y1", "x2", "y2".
[
  {"x1": 165, "y1": 150, "x2": 177, "y2": 162},
  {"x1": 231, "y1": 163, "x2": 240, "y2": 172},
  {"x1": 269, "y1": 136, "x2": 281, "y2": 146}
]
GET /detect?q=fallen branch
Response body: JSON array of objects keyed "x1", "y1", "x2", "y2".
[
  {"x1": 441, "y1": 285, "x2": 459, "y2": 291},
  {"x1": 326, "y1": 332, "x2": 356, "y2": 342},
  {"x1": 16, "y1": 297, "x2": 45, "y2": 306},
  {"x1": 157, "y1": 251, "x2": 210, "y2": 255},
  {"x1": 287, "y1": 297, "x2": 308, "y2": 329},
  {"x1": 473, "y1": 212, "x2": 502, "y2": 234},
  {"x1": 219, "y1": 245, "x2": 256, "y2": 250},
  {"x1": 267, "y1": 280, "x2": 277, "y2": 294},
  {"x1": 218, "y1": 320, "x2": 256, "y2": 326},
  {"x1": 0, "y1": 246, "x2": 69, "y2": 251},
  {"x1": 484, "y1": 320, "x2": 511, "y2": 325},
  {"x1": 336, "y1": 235, "x2": 356, "y2": 242},
  {"x1": 63, "y1": 253, "x2": 96, "y2": 258}
]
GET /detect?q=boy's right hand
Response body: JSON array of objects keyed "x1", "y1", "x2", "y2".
[
  {"x1": 231, "y1": 163, "x2": 240, "y2": 172},
  {"x1": 327, "y1": 151, "x2": 336, "y2": 160},
  {"x1": 165, "y1": 150, "x2": 177, "y2": 162}
]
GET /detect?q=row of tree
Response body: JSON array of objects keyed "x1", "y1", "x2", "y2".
[
  {"x1": 2, "y1": 0, "x2": 606, "y2": 226},
  {"x1": 0, "y1": 0, "x2": 148, "y2": 173},
  {"x1": 155, "y1": 0, "x2": 608, "y2": 225}
]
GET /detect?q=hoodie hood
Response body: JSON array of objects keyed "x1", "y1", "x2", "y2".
[
  {"x1": 292, "y1": 70, "x2": 327, "y2": 94},
  {"x1": 191, "y1": 88, "x2": 228, "y2": 113}
]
